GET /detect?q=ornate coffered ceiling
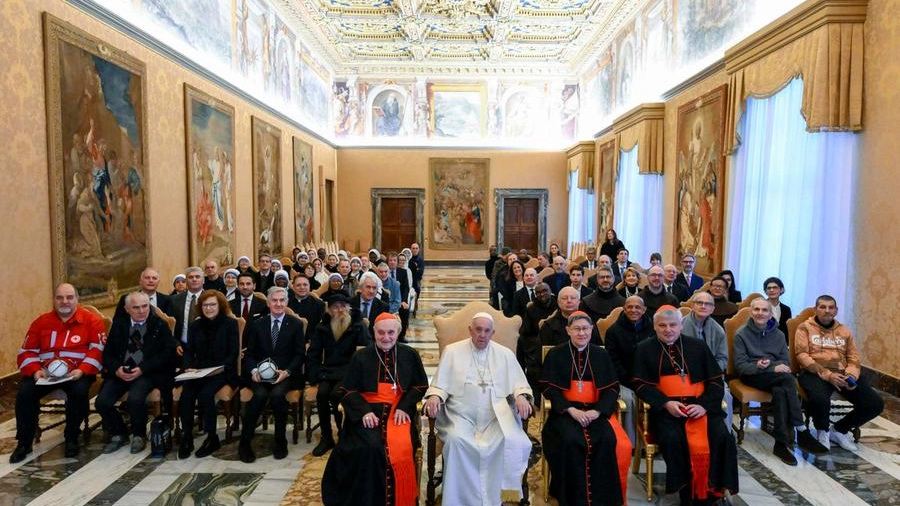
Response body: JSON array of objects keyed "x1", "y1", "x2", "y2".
[{"x1": 273, "y1": 0, "x2": 640, "y2": 77}]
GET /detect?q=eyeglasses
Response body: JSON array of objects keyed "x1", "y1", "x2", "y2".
[
  {"x1": 693, "y1": 301, "x2": 715, "y2": 307},
  {"x1": 569, "y1": 326, "x2": 593, "y2": 333},
  {"x1": 765, "y1": 285, "x2": 781, "y2": 291},
  {"x1": 201, "y1": 303, "x2": 218, "y2": 308}
]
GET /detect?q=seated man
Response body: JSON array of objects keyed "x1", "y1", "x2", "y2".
[
  {"x1": 540, "y1": 286, "x2": 601, "y2": 348},
  {"x1": 518, "y1": 282, "x2": 555, "y2": 398},
  {"x1": 113, "y1": 267, "x2": 173, "y2": 319},
  {"x1": 682, "y1": 291, "x2": 734, "y2": 430},
  {"x1": 541, "y1": 312, "x2": 631, "y2": 506},
  {"x1": 795, "y1": 295, "x2": 884, "y2": 451},
  {"x1": 639, "y1": 265, "x2": 680, "y2": 316},
  {"x1": 579, "y1": 246, "x2": 599, "y2": 270},
  {"x1": 424, "y1": 312, "x2": 533, "y2": 505},
  {"x1": 239, "y1": 287, "x2": 306, "y2": 463},
  {"x1": 11, "y1": 283, "x2": 106, "y2": 462},
  {"x1": 351, "y1": 272, "x2": 389, "y2": 335},
  {"x1": 568, "y1": 264, "x2": 593, "y2": 298},
  {"x1": 604, "y1": 295, "x2": 656, "y2": 443},
  {"x1": 321, "y1": 313, "x2": 428, "y2": 506},
  {"x1": 96, "y1": 292, "x2": 177, "y2": 454},
  {"x1": 734, "y1": 299, "x2": 823, "y2": 464},
  {"x1": 308, "y1": 293, "x2": 372, "y2": 456},
  {"x1": 580, "y1": 266, "x2": 625, "y2": 322},
  {"x1": 634, "y1": 307, "x2": 738, "y2": 506},
  {"x1": 287, "y1": 274, "x2": 325, "y2": 340},
  {"x1": 510, "y1": 267, "x2": 539, "y2": 320},
  {"x1": 228, "y1": 272, "x2": 269, "y2": 322},
  {"x1": 546, "y1": 255, "x2": 571, "y2": 295}
]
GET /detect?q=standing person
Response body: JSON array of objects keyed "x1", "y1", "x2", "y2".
[
  {"x1": 763, "y1": 276, "x2": 792, "y2": 339},
  {"x1": 633, "y1": 307, "x2": 738, "y2": 506},
  {"x1": 177, "y1": 290, "x2": 240, "y2": 459},
  {"x1": 795, "y1": 295, "x2": 884, "y2": 452},
  {"x1": 511, "y1": 267, "x2": 539, "y2": 319},
  {"x1": 599, "y1": 229, "x2": 626, "y2": 261},
  {"x1": 169, "y1": 267, "x2": 205, "y2": 346},
  {"x1": 321, "y1": 313, "x2": 428, "y2": 506},
  {"x1": 734, "y1": 299, "x2": 823, "y2": 464},
  {"x1": 675, "y1": 254, "x2": 705, "y2": 296},
  {"x1": 423, "y1": 313, "x2": 534, "y2": 505},
  {"x1": 10, "y1": 284, "x2": 106, "y2": 463},
  {"x1": 96, "y1": 292, "x2": 177, "y2": 454},
  {"x1": 203, "y1": 259, "x2": 227, "y2": 293},
  {"x1": 308, "y1": 293, "x2": 372, "y2": 456},
  {"x1": 408, "y1": 243, "x2": 425, "y2": 298},
  {"x1": 113, "y1": 267, "x2": 173, "y2": 319},
  {"x1": 541, "y1": 311, "x2": 631, "y2": 506},
  {"x1": 239, "y1": 287, "x2": 306, "y2": 463}
]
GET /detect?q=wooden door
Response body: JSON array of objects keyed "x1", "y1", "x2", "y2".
[
  {"x1": 503, "y1": 198, "x2": 539, "y2": 254},
  {"x1": 380, "y1": 198, "x2": 417, "y2": 252}
]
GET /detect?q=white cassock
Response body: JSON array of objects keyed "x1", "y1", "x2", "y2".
[{"x1": 426, "y1": 339, "x2": 533, "y2": 506}]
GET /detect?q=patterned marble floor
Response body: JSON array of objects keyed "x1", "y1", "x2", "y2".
[{"x1": 1, "y1": 266, "x2": 897, "y2": 505}]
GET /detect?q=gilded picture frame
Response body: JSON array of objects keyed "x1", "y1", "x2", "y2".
[
  {"x1": 43, "y1": 13, "x2": 150, "y2": 305},
  {"x1": 184, "y1": 84, "x2": 236, "y2": 266},
  {"x1": 674, "y1": 84, "x2": 728, "y2": 277},
  {"x1": 429, "y1": 158, "x2": 489, "y2": 250},
  {"x1": 251, "y1": 117, "x2": 282, "y2": 256}
]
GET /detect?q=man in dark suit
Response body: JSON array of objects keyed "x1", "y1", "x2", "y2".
[
  {"x1": 568, "y1": 264, "x2": 593, "y2": 299},
  {"x1": 168, "y1": 267, "x2": 205, "y2": 345},
  {"x1": 238, "y1": 287, "x2": 306, "y2": 463},
  {"x1": 579, "y1": 246, "x2": 599, "y2": 270},
  {"x1": 409, "y1": 242, "x2": 425, "y2": 296},
  {"x1": 675, "y1": 253, "x2": 705, "y2": 296},
  {"x1": 663, "y1": 264, "x2": 690, "y2": 302},
  {"x1": 612, "y1": 248, "x2": 633, "y2": 284},
  {"x1": 256, "y1": 253, "x2": 276, "y2": 294},
  {"x1": 351, "y1": 272, "x2": 389, "y2": 334},
  {"x1": 96, "y1": 292, "x2": 178, "y2": 454},
  {"x1": 229, "y1": 273, "x2": 269, "y2": 324},
  {"x1": 511, "y1": 267, "x2": 539, "y2": 319},
  {"x1": 388, "y1": 253, "x2": 411, "y2": 340},
  {"x1": 288, "y1": 274, "x2": 325, "y2": 340},
  {"x1": 546, "y1": 255, "x2": 571, "y2": 295},
  {"x1": 114, "y1": 267, "x2": 172, "y2": 321}
]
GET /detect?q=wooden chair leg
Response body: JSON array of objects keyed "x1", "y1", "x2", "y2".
[
  {"x1": 291, "y1": 402, "x2": 300, "y2": 444},
  {"x1": 426, "y1": 418, "x2": 437, "y2": 506},
  {"x1": 645, "y1": 447, "x2": 655, "y2": 502}
]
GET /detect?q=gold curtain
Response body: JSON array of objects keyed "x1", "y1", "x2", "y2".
[
  {"x1": 724, "y1": 0, "x2": 867, "y2": 154},
  {"x1": 611, "y1": 103, "x2": 665, "y2": 175},
  {"x1": 566, "y1": 141, "x2": 597, "y2": 190}
]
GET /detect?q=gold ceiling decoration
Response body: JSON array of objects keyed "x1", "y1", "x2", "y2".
[{"x1": 273, "y1": 0, "x2": 640, "y2": 76}]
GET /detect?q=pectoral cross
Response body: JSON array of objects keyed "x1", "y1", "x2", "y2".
[
  {"x1": 391, "y1": 383, "x2": 398, "y2": 393},
  {"x1": 577, "y1": 380, "x2": 584, "y2": 393},
  {"x1": 679, "y1": 368, "x2": 686, "y2": 382},
  {"x1": 478, "y1": 380, "x2": 489, "y2": 393}
]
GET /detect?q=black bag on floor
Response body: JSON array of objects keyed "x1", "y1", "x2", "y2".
[{"x1": 149, "y1": 415, "x2": 172, "y2": 457}]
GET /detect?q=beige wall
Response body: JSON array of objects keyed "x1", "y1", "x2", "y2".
[
  {"x1": 335, "y1": 149, "x2": 568, "y2": 260},
  {"x1": 0, "y1": 0, "x2": 336, "y2": 376},
  {"x1": 853, "y1": 0, "x2": 900, "y2": 378}
]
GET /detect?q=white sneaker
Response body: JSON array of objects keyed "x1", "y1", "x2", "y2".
[
  {"x1": 829, "y1": 425, "x2": 858, "y2": 451},
  {"x1": 816, "y1": 428, "x2": 831, "y2": 450}
]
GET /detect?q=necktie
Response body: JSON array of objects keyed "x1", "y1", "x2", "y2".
[
  {"x1": 666, "y1": 285, "x2": 672, "y2": 294},
  {"x1": 243, "y1": 298, "x2": 250, "y2": 319},
  {"x1": 189, "y1": 294, "x2": 198, "y2": 320},
  {"x1": 391, "y1": 270, "x2": 396, "y2": 279},
  {"x1": 362, "y1": 301, "x2": 370, "y2": 319},
  {"x1": 271, "y1": 319, "x2": 280, "y2": 348},
  {"x1": 529, "y1": 288, "x2": 534, "y2": 301}
]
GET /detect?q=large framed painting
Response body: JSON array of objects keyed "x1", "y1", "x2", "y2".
[
  {"x1": 674, "y1": 84, "x2": 728, "y2": 277},
  {"x1": 429, "y1": 84, "x2": 485, "y2": 138},
  {"x1": 44, "y1": 13, "x2": 150, "y2": 305},
  {"x1": 429, "y1": 158, "x2": 489, "y2": 249},
  {"x1": 292, "y1": 137, "x2": 315, "y2": 245},
  {"x1": 597, "y1": 139, "x2": 617, "y2": 235},
  {"x1": 184, "y1": 84, "x2": 236, "y2": 266},
  {"x1": 251, "y1": 117, "x2": 282, "y2": 256}
]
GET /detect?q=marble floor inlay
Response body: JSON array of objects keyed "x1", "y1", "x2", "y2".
[{"x1": 0, "y1": 265, "x2": 896, "y2": 505}]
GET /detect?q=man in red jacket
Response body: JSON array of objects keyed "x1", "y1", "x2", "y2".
[{"x1": 11, "y1": 283, "x2": 106, "y2": 463}]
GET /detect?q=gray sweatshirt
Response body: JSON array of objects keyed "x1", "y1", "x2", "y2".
[{"x1": 733, "y1": 318, "x2": 790, "y2": 377}]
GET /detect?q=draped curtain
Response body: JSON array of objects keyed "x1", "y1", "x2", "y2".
[
  {"x1": 613, "y1": 146, "x2": 663, "y2": 264},
  {"x1": 725, "y1": 77, "x2": 857, "y2": 313},
  {"x1": 567, "y1": 170, "x2": 596, "y2": 245}
]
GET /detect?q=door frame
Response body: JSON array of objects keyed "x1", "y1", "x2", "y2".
[
  {"x1": 371, "y1": 188, "x2": 425, "y2": 252},
  {"x1": 494, "y1": 188, "x2": 548, "y2": 252}
]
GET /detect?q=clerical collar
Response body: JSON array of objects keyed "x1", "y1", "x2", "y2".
[{"x1": 571, "y1": 341, "x2": 588, "y2": 352}]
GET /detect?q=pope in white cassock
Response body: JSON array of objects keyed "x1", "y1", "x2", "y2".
[{"x1": 424, "y1": 312, "x2": 534, "y2": 505}]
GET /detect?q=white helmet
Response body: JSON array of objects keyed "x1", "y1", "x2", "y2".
[{"x1": 46, "y1": 358, "x2": 72, "y2": 378}]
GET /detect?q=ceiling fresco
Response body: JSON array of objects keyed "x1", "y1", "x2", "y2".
[{"x1": 273, "y1": 0, "x2": 641, "y2": 76}]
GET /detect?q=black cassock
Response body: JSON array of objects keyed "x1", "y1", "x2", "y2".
[
  {"x1": 633, "y1": 336, "x2": 739, "y2": 496},
  {"x1": 541, "y1": 342, "x2": 624, "y2": 506},
  {"x1": 321, "y1": 344, "x2": 427, "y2": 506}
]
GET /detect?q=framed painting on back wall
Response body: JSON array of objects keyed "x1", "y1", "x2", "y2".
[
  {"x1": 184, "y1": 84, "x2": 236, "y2": 267},
  {"x1": 44, "y1": 13, "x2": 150, "y2": 305},
  {"x1": 251, "y1": 117, "x2": 282, "y2": 256},
  {"x1": 673, "y1": 84, "x2": 727, "y2": 277},
  {"x1": 429, "y1": 158, "x2": 489, "y2": 250},
  {"x1": 292, "y1": 137, "x2": 315, "y2": 245}
]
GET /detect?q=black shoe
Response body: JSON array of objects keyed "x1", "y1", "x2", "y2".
[
  {"x1": 9, "y1": 443, "x2": 32, "y2": 463},
  {"x1": 238, "y1": 441, "x2": 255, "y2": 463},
  {"x1": 273, "y1": 438, "x2": 288, "y2": 460},
  {"x1": 773, "y1": 442, "x2": 798, "y2": 466},
  {"x1": 797, "y1": 429, "x2": 829, "y2": 455},
  {"x1": 194, "y1": 435, "x2": 221, "y2": 458},
  {"x1": 312, "y1": 437, "x2": 335, "y2": 457},
  {"x1": 178, "y1": 439, "x2": 194, "y2": 459},
  {"x1": 64, "y1": 439, "x2": 79, "y2": 458}
]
